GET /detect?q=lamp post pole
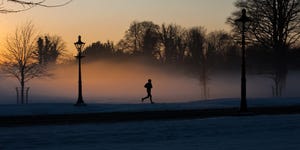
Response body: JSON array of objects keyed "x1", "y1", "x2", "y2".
[
  {"x1": 236, "y1": 9, "x2": 250, "y2": 112},
  {"x1": 241, "y1": 16, "x2": 247, "y2": 112},
  {"x1": 74, "y1": 35, "x2": 85, "y2": 106}
]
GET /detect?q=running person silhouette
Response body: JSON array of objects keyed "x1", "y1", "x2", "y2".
[{"x1": 141, "y1": 79, "x2": 154, "y2": 104}]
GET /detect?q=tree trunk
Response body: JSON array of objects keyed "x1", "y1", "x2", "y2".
[
  {"x1": 272, "y1": 0, "x2": 279, "y2": 50},
  {"x1": 21, "y1": 70, "x2": 25, "y2": 104}
]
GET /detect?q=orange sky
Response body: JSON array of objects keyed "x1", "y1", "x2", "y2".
[{"x1": 0, "y1": 0, "x2": 236, "y2": 53}]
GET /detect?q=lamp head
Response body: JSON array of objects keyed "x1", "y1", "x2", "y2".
[
  {"x1": 235, "y1": 9, "x2": 251, "y2": 31},
  {"x1": 74, "y1": 35, "x2": 85, "y2": 52}
]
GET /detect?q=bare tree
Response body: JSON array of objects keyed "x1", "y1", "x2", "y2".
[
  {"x1": 118, "y1": 21, "x2": 160, "y2": 55},
  {"x1": 186, "y1": 27, "x2": 206, "y2": 65},
  {"x1": 0, "y1": 0, "x2": 72, "y2": 13},
  {"x1": 228, "y1": 0, "x2": 299, "y2": 97},
  {"x1": 228, "y1": 0, "x2": 300, "y2": 52},
  {"x1": 206, "y1": 30, "x2": 238, "y2": 61},
  {"x1": 142, "y1": 28, "x2": 160, "y2": 60},
  {"x1": 1, "y1": 22, "x2": 47, "y2": 104},
  {"x1": 160, "y1": 24, "x2": 186, "y2": 64}
]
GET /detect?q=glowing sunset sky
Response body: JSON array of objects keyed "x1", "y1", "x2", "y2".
[{"x1": 0, "y1": 0, "x2": 236, "y2": 52}]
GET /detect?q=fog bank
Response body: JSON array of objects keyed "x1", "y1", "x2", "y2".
[{"x1": 1, "y1": 61, "x2": 300, "y2": 104}]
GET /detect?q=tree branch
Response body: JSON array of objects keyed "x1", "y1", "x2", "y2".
[{"x1": 0, "y1": 0, "x2": 72, "y2": 13}]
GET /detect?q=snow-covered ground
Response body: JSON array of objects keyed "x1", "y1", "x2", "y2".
[
  {"x1": 0, "y1": 114, "x2": 299, "y2": 150},
  {"x1": 0, "y1": 97, "x2": 299, "y2": 116},
  {"x1": 0, "y1": 98, "x2": 299, "y2": 149}
]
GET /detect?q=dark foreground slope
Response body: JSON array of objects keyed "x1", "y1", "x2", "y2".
[{"x1": 1, "y1": 105, "x2": 300, "y2": 127}]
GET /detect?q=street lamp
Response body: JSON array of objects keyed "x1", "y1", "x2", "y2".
[
  {"x1": 74, "y1": 35, "x2": 86, "y2": 106},
  {"x1": 235, "y1": 9, "x2": 251, "y2": 112}
]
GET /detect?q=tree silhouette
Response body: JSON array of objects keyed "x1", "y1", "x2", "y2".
[
  {"x1": 227, "y1": 0, "x2": 300, "y2": 97},
  {"x1": 142, "y1": 28, "x2": 160, "y2": 60},
  {"x1": 82, "y1": 41, "x2": 114, "y2": 61},
  {"x1": 0, "y1": 0, "x2": 72, "y2": 13},
  {"x1": 1, "y1": 22, "x2": 48, "y2": 104},
  {"x1": 186, "y1": 27, "x2": 206, "y2": 65},
  {"x1": 228, "y1": 0, "x2": 300, "y2": 52},
  {"x1": 160, "y1": 24, "x2": 186, "y2": 64},
  {"x1": 206, "y1": 30, "x2": 239, "y2": 64},
  {"x1": 118, "y1": 21, "x2": 160, "y2": 55},
  {"x1": 36, "y1": 35, "x2": 66, "y2": 65}
]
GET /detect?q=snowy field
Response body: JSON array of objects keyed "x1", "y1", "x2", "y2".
[
  {"x1": 0, "y1": 97, "x2": 300, "y2": 116},
  {"x1": 0, "y1": 114, "x2": 299, "y2": 150},
  {"x1": 0, "y1": 98, "x2": 300, "y2": 149}
]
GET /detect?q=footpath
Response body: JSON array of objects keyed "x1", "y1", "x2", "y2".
[{"x1": 1, "y1": 105, "x2": 300, "y2": 127}]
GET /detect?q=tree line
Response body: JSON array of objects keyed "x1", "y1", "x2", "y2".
[
  {"x1": 83, "y1": 20, "x2": 300, "y2": 70},
  {"x1": 84, "y1": 21, "x2": 240, "y2": 68},
  {"x1": 82, "y1": 0, "x2": 300, "y2": 72}
]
